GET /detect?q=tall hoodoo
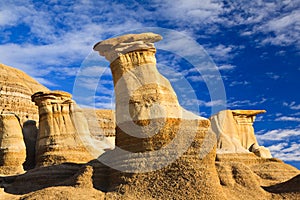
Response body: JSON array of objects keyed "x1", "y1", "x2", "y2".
[
  {"x1": 94, "y1": 32, "x2": 208, "y2": 153},
  {"x1": 93, "y1": 33, "x2": 225, "y2": 199},
  {"x1": 32, "y1": 91, "x2": 94, "y2": 167},
  {"x1": 0, "y1": 114, "x2": 26, "y2": 175}
]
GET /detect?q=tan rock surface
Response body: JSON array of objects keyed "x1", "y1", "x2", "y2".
[
  {"x1": 0, "y1": 63, "x2": 48, "y2": 124},
  {"x1": 32, "y1": 91, "x2": 95, "y2": 167},
  {"x1": 210, "y1": 109, "x2": 272, "y2": 158},
  {"x1": 215, "y1": 153, "x2": 300, "y2": 200},
  {"x1": 83, "y1": 109, "x2": 115, "y2": 137},
  {"x1": 82, "y1": 109, "x2": 115, "y2": 150},
  {"x1": 0, "y1": 114, "x2": 26, "y2": 175}
]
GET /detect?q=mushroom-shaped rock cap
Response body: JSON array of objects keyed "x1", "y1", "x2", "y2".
[
  {"x1": 93, "y1": 32, "x2": 163, "y2": 62},
  {"x1": 232, "y1": 110, "x2": 266, "y2": 116},
  {"x1": 32, "y1": 90, "x2": 72, "y2": 105}
]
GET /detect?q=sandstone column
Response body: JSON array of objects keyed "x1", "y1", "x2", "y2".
[
  {"x1": 94, "y1": 33, "x2": 209, "y2": 153},
  {"x1": 210, "y1": 109, "x2": 272, "y2": 158},
  {"x1": 32, "y1": 91, "x2": 94, "y2": 167},
  {"x1": 93, "y1": 33, "x2": 226, "y2": 199},
  {"x1": 0, "y1": 114, "x2": 26, "y2": 175}
]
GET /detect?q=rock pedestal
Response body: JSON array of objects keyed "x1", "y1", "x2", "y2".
[
  {"x1": 0, "y1": 114, "x2": 26, "y2": 175},
  {"x1": 210, "y1": 109, "x2": 272, "y2": 158},
  {"x1": 32, "y1": 91, "x2": 94, "y2": 167},
  {"x1": 93, "y1": 33, "x2": 226, "y2": 199}
]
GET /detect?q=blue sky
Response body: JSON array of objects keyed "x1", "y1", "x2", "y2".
[{"x1": 0, "y1": 0, "x2": 299, "y2": 169}]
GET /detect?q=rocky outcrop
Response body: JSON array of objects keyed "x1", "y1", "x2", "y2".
[
  {"x1": 0, "y1": 114, "x2": 26, "y2": 175},
  {"x1": 93, "y1": 32, "x2": 226, "y2": 199},
  {"x1": 82, "y1": 109, "x2": 115, "y2": 150},
  {"x1": 210, "y1": 109, "x2": 272, "y2": 158},
  {"x1": 0, "y1": 63, "x2": 48, "y2": 124},
  {"x1": 32, "y1": 91, "x2": 94, "y2": 167}
]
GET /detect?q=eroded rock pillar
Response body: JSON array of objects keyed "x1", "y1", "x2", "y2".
[
  {"x1": 32, "y1": 91, "x2": 94, "y2": 167},
  {"x1": 93, "y1": 33, "x2": 225, "y2": 199},
  {"x1": 94, "y1": 33, "x2": 210, "y2": 153},
  {"x1": 0, "y1": 114, "x2": 26, "y2": 175}
]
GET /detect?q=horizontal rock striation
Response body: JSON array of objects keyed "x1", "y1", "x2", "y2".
[
  {"x1": 32, "y1": 91, "x2": 95, "y2": 167},
  {"x1": 0, "y1": 114, "x2": 26, "y2": 175},
  {"x1": 0, "y1": 63, "x2": 48, "y2": 124}
]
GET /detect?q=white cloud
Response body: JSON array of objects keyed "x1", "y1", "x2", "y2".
[
  {"x1": 266, "y1": 142, "x2": 300, "y2": 161},
  {"x1": 34, "y1": 77, "x2": 58, "y2": 87},
  {"x1": 227, "y1": 98, "x2": 267, "y2": 108},
  {"x1": 275, "y1": 116, "x2": 300, "y2": 122},
  {"x1": 152, "y1": 0, "x2": 223, "y2": 27},
  {"x1": 205, "y1": 44, "x2": 241, "y2": 62},
  {"x1": 266, "y1": 72, "x2": 280, "y2": 80},
  {"x1": 283, "y1": 101, "x2": 300, "y2": 110},
  {"x1": 229, "y1": 81, "x2": 250, "y2": 87},
  {"x1": 257, "y1": 128, "x2": 300, "y2": 141},
  {"x1": 217, "y1": 64, "x2": 236, "y2": 71}
]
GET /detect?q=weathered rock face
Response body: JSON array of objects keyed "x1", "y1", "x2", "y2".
[
  {"x1": 210, "y1": 109, "x2": 272, "y2": 158},
  {"x1": 0, "y1": 63, "x2": 49, "y2": 124},
  {"x1": 82, "y1": 109, "x2": 115, "y2": 150},
  {"x1": 32, "y1": 91, "x2": 94, "y2": 167},
  {"x1": 0, "y1": 114, "x2": 26, "y2": 175},
  {"x1": 93, "y1": 32, "x2": 226, "y2": 199}
]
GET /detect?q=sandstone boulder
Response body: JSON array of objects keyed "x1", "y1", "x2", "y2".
[
  {"x1": 210, "y1": 109, "x2": 272, "y2": 158},
  {"x1": 0, "y1": 114, "x2": 26, "y2": 175},
  {"x1": 32, "y1": 91, "x2": 95, "y2": 167}
]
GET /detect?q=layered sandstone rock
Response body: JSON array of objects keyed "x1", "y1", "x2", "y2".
[
  {"x1": 0, "y1": 63, "x2": 48, "y2": 124},
  {"x1": 0, "y1": 114, "x2": 26, "y2": 175},
  {"x1": 210, "y1": 109, "x2": 272, "y2": 158},
  {"x1": 32, "y1": 91, "x2": 95, "y2": 167},
  {"x1": 93, "y1": 32, "x2": 226, "y2": 199},
  {"x1": 82, "y1": 109, "x2": 115, "y2": 150}
]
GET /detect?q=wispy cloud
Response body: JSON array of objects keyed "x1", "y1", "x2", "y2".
[
  {"x1": 283, "y1": 101, "x2": 300, "y2": 110},
  {"x1": 257, "y1": 128, "x2": 300, "y2": 141},
  {"x1": 267, "y1": 142, "x2": 300, "y2": 161},
  {"x1": 227, "y1": 98, "x2": 267, "y2": 108},
  {"x1": 266, "y1": 72, "x2": 280, "y2": 80},
  {"x1": 275, "y1": 116, "x2": 300, "y2": 122}
]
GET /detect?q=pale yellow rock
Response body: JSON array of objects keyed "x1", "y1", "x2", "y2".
[
  {"x1": 32, "y1": 91, "x2": 95, "y2": 167},
  {"x1": 0, "y1": 114, "x2": 26, "y2": 175},
  {"x1": 93, "y1": 33, "x2": 226, "y2": 199},
  {"x1": 210, "y1": 109, "x2": 272, "y2": 158},
  {"x1": 82, "y1": 109, "x2": 115, "y2": 150},
  {"x1": 0, "y1": 63, "x2": 49, "y2": 124}
]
